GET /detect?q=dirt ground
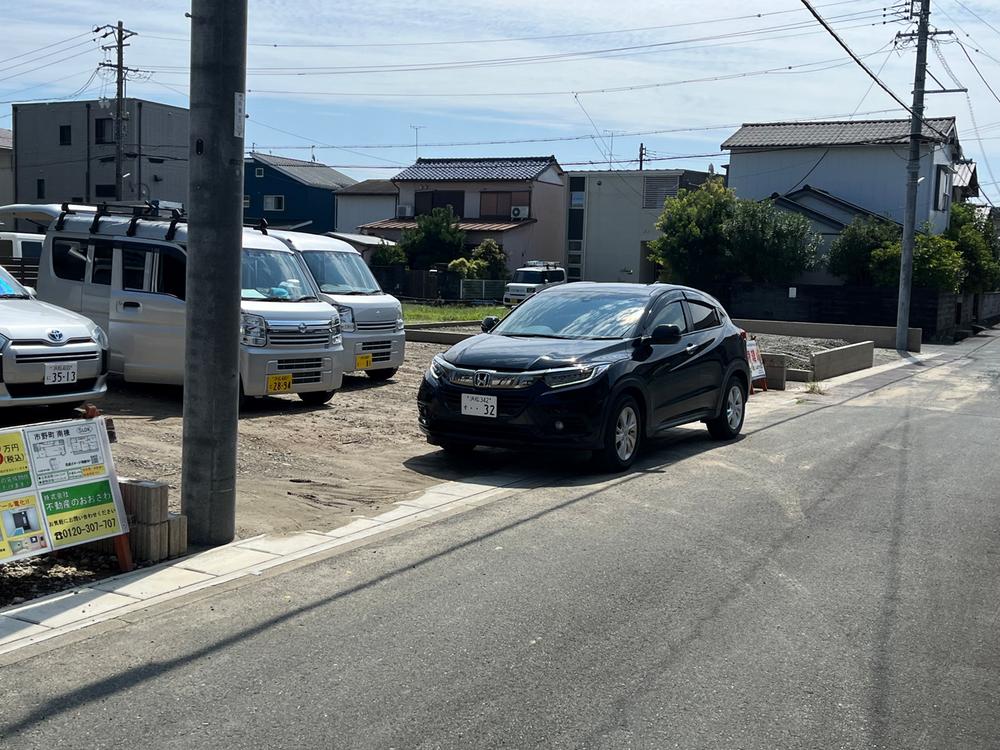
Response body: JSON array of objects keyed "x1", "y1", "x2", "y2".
[{"x1": 87, "y1": 342, "x2": 456, "y2": 539}]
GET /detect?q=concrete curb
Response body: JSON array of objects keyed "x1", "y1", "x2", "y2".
[{"x1": 405, "y1": 329, "x2": 474, "y2": 345}]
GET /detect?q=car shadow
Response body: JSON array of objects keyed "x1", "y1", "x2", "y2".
[{"x1": 402, "y1": 425, "x2": 746, "y2": 488}]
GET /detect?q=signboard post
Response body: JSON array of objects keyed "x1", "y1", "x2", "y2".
[
  {"x1": 746, "y1": 339, "x2": 768, "y2": 392},
  {"x1": 0, "y1": 418, "x2": 131, "y2": 571}
]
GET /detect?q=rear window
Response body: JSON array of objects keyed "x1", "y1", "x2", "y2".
[
  {"x1": 687, "y1": 300, "x2": 721, "y2": 331},
  {"x1": 20, "y1": 241, "x2": 42, "y2": 261},
  {"x1": 52, "y1": 239, "x2": 87, "y2": 281}
]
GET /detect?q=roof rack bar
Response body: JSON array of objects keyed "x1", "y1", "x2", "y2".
[
  {"x1": 89, "y1": 203, "x2": 109, "y2": 234},
  {"x1": 165, "y1": 209, "x2": 185, "y2": 241},
  {"x1": 55, "y1": 202, "x2": 73, "y2": 231},
  {"x1": 256, "y1": 218, "x2": 268, "y2": 235}
]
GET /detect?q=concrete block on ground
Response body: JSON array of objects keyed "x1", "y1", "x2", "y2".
[
  {"x1": 760, "y1": 352, "x2": 787, "y2": 390},
  {"x1": 119, "y1": 480, "x2": 169, "y2": 524},
  {"x1": 0, "y1": 616, "x2": 50, "y2": 646},
  {"x1": 131, "y1": 522, "x2": 169, "y2": 563},
  {"x1": 787, "y1": 368, "x2": 813, "y2": 382},
  {"x1": 811, "y1": 341, "x2": 875, "y2": 380},
  {"x1": 175, "y1": 546, "x2": 277, "y2": 576},
  {"x1": 733, "y1": 319, "x2": 921, "y2": 352},
  {"x1": 6, "y1": 589, "x2": 136, "y2": 628},
  {"x1": 167, "y1": 513, "x2": 187, "y2": 559},
  {"x1": 93, "y1": 566, "x2": 213, "y2": 599},
  {"x1": 404, "y1": 329, "x2": 472, "y2": 345},
  {"x1": 236, "y1": 532, "x2": 330, "y2": 556}
]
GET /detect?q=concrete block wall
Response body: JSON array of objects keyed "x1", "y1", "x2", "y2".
[{"x1": 811, "y1": 341, "x2": 875, "y2": 380}]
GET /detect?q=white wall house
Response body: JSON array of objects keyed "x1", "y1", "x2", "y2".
[
  {"x1": 723, "y1": 117, "x2": 963, "y2": 235},
  {"x1": 334, "y1": 179, "x2": 398, "y2": 232}
]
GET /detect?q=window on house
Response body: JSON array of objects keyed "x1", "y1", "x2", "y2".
[
  {"x1": 95, "y1": 118, "x2": 114, "y2": 144},
  {"x1": 59, "y1": 125, "x2": 72, "y2": 146},
  {"x1": 643, "y1": 175, "x2": 681, "y2": 209},
  {"x1": 255, "y1": 167, "x2": 264, "y2": 178},
  {"x1": 414, "y1": 190, "x2": 465, "y2": 217},
  {"x1": 264, "y1": 195, "x2": 284, "y2": 211},
  {"x1": 935, "y1": 165, "x2": 952, "y2": 211},
  {"x1": 568, "y1": 209, "x2": 584, "y2": 241},
  {"x1": 569, "y1": 177, "x2": 586, "y2": 208},
  {"x1": 52, "y1": 239, "x2": 87, "y2": 281},
  {"x1": 480, "y1": 191, "x2": 529, "y2": 218},
  {"x1": 36, "y1": 179, "x2": 45, "y2": 200},
  {"x1": 243, "y1": 195, "x2": 250, "y2": 209},
  {"x1": 567, "y1": 268, "x2": 581, "y2": 280},
  {"x1": 95, "y1": 184, "x2": 116, "y2": 199}
]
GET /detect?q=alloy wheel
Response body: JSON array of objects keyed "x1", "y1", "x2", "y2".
[
  {"x1": 615, "y1": 405, "x2": 639, "y2": 461},
  {"x1": 726, "y1": 384, "x2": 744, "y2": 431}
]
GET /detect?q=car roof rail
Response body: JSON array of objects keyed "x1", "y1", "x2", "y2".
[
  {"x1": 89, "y1": 203, "x2": 109, "y2": 234},
  {"x1": 55, "y1": 202, "x2": 73, "y2": 231},
  {"x1": 165, "y1": 209, "x2": 186, "y2": 241}
]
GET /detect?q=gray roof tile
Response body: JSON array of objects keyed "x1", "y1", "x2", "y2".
[
  {"x1": 0, "y1": 128, "x2": 11, "y2": 150},
  {"x1": 393, "y1": 156, "x2": 558, "y2": 182},
  {"x1": 335, "y1": 179, "x2": 397, "y2": 195},
  {"x1": 251, "y1": 153, "x2": 356, "y2": 190},
  {"x1": 721, "y1": 118, "x2": 956, "y2": 149}
]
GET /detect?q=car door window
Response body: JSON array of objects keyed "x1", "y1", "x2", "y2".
[
  {"x1": 647, "y1": 301, "x2": 688, "y2": 334},
  {"x1": 91, "y1": 241, "x2": 113, "y2": 285},
  {"x1": 687, "y1": 300, "x2": 721, "y2": 331},
  {"x1": 122, "y1": 247, "x2": 149, "y2": 291},
  {"x1": 152, "y1": 247, "x2": 186, "y2": 300},
  {"x1": 52, "y1": 238, "x2": 87, "y2": 281}
]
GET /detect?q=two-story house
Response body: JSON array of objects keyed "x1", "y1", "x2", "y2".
[
  {"x1": 359, "y1": 156, "x2": 566, "y2": 270},
  {"x1": 722, "y1": 117, "x2": 963, "y2": 238},
  {"x1": 244, "y1": 152, "x2": 356, "y2": 234}
]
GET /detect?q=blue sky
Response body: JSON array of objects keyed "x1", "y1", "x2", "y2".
[{"x1": 4, "y1": 0, "x2": 1000, "y2": 202}]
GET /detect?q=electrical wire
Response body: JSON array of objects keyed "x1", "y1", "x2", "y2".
[
  {"x1": 0, "y1": 31, "x2": 96, "y2": 67},
  {"x1": 956, "y1": 41, "x2": 1000, "y2": 106},
  {"x1": 951, "y1": 0, "x2": 1000, "y2": 40},
  {"x1": 0, "y1": 47, "x2": 101, "y2": 87}
]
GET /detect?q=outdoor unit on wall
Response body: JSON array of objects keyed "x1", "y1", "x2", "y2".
[
  {"x1": 396, "y1": 204, "x2": 414, "y2": 218},
  {"x1": 510, "y1": 205, "x2": 530, "y2": 220}
]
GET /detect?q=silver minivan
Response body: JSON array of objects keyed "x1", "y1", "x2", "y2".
[
  {"x1": 0, "y1": 263, "x2": 108, "y2": 408},
  {"x1": 268, "y1": 231, "x2": 405, "y2": 380},
  {"x1": 0, "y1": 204, "x2": 345, "y2": 405}
]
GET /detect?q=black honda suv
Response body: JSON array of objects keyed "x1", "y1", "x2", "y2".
[{"x1": 417, "y1": 283, "x2": 751, "y2": 470}]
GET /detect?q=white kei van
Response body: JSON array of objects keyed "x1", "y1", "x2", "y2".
[
  {"x1": 0, "y1": 204, "x2": 345, "y2": 405},
  {"x1": 267, "y1": 231, "x2": 405, "y2": 380},
  {"x1": 0, "y1": 232, "x2": 45, "y2": 263}
]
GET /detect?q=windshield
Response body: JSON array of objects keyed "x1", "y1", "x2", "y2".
[
  {"x1": 492, "y1": 291, "x2": 647, "y2": 340},
  {"x1": 0, "y1": 266, "x2": 29, "y2": 298},
  {"x1": 241, "y1": 248, "x2": 320, "y2": 302},
  {"x1": 510, "y1": 269, "x2": 564, "y2": 284},
  {"x1": 302, "y1": 250, "x2": 381, "y2": 295}
]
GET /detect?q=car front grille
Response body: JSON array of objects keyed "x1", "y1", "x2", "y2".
[
  {"x1": 267, "y1": 328, "x2": 333, "y2": 347},
  {"x1": 5, "y1": 378, "x2": 99, "y2": 398},
  {"x1": 360, "y1": 340, "x2": 393, "y2": 363},
  {"x1": 356, "y1": 320, "x2": 397, "y2": 332},
  {"x1": 15, "y1": 351, "x2": 101, "y2": 364},
  {"x1": 276, "y1": 358, "x2": 323, "y2": 371}
]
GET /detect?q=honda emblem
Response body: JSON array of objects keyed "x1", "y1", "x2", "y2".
[{"x1": 474, "y1": 371, "x2": 491, "y2": 388}]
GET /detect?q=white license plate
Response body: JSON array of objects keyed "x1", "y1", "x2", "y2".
[
  {"x1": 461, "y1": 393, "x2": 497, "y2": 418},
  {"x1": 44, "y1": 362, "x2": 78, "y2": 385}
]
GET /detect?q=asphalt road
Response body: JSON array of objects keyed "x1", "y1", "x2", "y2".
[{"x1": 2, "y1": 334, "x2": 999, "y2": 749}]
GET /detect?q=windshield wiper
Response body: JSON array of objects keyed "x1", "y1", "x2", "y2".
[
  {"x1": 296, "y1": 296, "x2": 319, "y2": 302},
  {"x1": 0, "y1": 294, "x2": 29, "y2": 299},
  {"x1": 504, "y1": 333, "x2": 577, "y2": 340}
]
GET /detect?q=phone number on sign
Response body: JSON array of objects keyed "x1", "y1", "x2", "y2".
[{"x1": 53, "y1": 518, "x2": 118, "y2": 542}]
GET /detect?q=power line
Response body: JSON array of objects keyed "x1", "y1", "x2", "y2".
[
  {"x1": 951, "y1": 0, "x2": 1000, "y2": 39},
  {"x1": 956, "y1": 40, "x2": 1000, "y2": 105},
  {"x1": 0, "y1": 46, "x2": 101, "y2": 86},
  {"x1": 136, "y1": 0, "x2": 879, "y2": 49},
  {"x1": 0, "y1": 30, "x2": 96, "y2": 67}
]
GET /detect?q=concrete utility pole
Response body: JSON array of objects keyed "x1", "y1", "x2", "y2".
[
  {"x1": 181, "y1": 0, "x2": 248, "y2": 546},
  {"x1": 896, "y1": 0, "x2": 931, "y2": 351},
  {"x1": 98, "y1": 21, "x2": 136, "y2": 201},
  {"x1": 638, "y1": 143, "x2": 645, "y2": 171}
]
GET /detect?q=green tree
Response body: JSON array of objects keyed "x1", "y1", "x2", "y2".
[
  {"x1": 447, "y1": 257, "x2": 487, "y2": 279},
  {"x1": 370, "y1": 241, "x2": 407, "y2": 267},
  {"x1": 647, "y1": 176, "x2": 736, "y2": 288},
  {"x1": 945, "y1": 202, "x2": 1000, "y2": 292},
  {"x1": 870, "y1": 231, "x2": 966, "y2": 292},
  {"x1": 827, "y1": 217, "x2": 901, "y2": 285},
  {"x1": 727, "y1": 199, "x2": 819, "y2": 283},
  {"x1": 471, "y1": 238, "x2": 508, "y2": 279},
  {"x1": 399, "y1": 207, "x2": 467, "y2": 270}
]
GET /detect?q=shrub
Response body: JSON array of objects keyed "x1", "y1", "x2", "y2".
[
  {"x1": 828, "y1": 217, "x2": 901, "y2": 285},
  {"x1": 727, "y1": 200, "x2": 819, "y2": 283},
  {"x1": 370, "y1": 241, "x2": 407, "y2": 267},
  {"x1": 399, "y1": 207, "x2": 466, "y2": 270},
  {"x1": 471, "y1": 238, "x2": 508, "y2": 279},
  {"x1": 869, "y1": 232, "x2": 965, "y2": 292}
]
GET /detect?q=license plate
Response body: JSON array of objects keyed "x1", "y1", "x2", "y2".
[
  {"x1": 461, "y1": 393, "x2": 497, "y2": 418},
  {"x1": 44, "y1": 362, "x2": 78, "y2": 385},
  {"x1": 266, "y1": 374, "x2": 294, "y2": 393},
  {"x1": 355, "y1": 353, "x2": 373, "y2": 369}
]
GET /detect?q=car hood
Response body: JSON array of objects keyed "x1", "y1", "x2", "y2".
[
  {"x1": 444, "y1": 333, "x2": 630, "y2": 371},
  {"x1": 320, "y1": 293, "x2": 401, "y2": 323},
  {"x1": 0, "y1": 299, "x2": 98, "y2": 340}
]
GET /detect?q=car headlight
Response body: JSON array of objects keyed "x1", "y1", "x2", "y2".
[
  {"x1": 240, "y1": 313, "x2": 268, "y2": 347},
  {"x1": 91, "y1": 325, "x2": 109, "y2": 350},
  {"x1": 395, "y1": 309, "x2": 405, "y2": 332},
  {"x1": 330, "y1": 316, "x2": 342, "y2": 346},
  {"x1": 427, "y1": 354, "x2": 449, "y2": 383},
  {"x1": 335, "y1": 304, "x2": 355, "y2": 333},
  {"x1": 543, "y1": 363, "x2": 610, "y2": 389}
]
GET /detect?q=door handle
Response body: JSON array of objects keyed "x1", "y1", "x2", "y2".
[
  {"x1": 121, "y1": 301, "x2": 142, "y2": 311},
  {"x1": 685, "y1": 343, "x2": 700, "y2": 354}
]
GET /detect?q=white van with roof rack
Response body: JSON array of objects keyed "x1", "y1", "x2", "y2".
[
  {"x1": 0, "y1": 203, "x2": 345, "y2": 406},
  {"x1": 266, "y1": 230, "x2": 405, "y2": 380},
  {"x1": 503, "y1": 260, "x2": 567, "y2": 306}
]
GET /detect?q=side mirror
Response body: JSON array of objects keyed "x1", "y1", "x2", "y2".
[
  {"x1": 482, "y1": 316, "x2": 499, "y2": 333},
  {"x1": 24, "y1": 286, "x2": 37, "y2": 299},
  {"x1": 650, "y1": 324, "x2": 682, "y2": 345}
]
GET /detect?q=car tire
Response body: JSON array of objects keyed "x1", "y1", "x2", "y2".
[
  {"x1": 299, "y1": 390, "x2": 336, "y2": 406},
  {"x1": 706, "y1": 376, "x2": 747, "y2": 440},
  {"x1": 599, "y1": 394, "x2": 642, "y2": 471},
  {"x1": 366, "y1": 367, "x2": 398, "y2": 382}
]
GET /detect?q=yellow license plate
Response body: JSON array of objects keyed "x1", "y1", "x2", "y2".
[
  {"x1": 355, "y1": 353, "x2": 373, "y2": 369},
  {"x1": 266, "y1": 374, "x2": 294, "y2": 393}
]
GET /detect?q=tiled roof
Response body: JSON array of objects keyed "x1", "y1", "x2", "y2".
[
  {"x1": 721, "y1": 118, "x2": 956, "y2": 149},
  {"x1": 0, "y1": 128, "x2": 11, "y2": 150},
  {"x1": 393, "y1": 156, "x2": 559, "y2": 182},
  {"x1": 360, "y1": 218, "x2": 534, "y2": 232},
  {"x1": 335, "y1": 179, "x2": 398, "y2": 195},
  {"x1": 250, "y1": 152, "x2": 356, "y2": 190}
]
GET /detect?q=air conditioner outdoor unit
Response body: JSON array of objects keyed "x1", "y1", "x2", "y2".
[
  {"x1": 396, "y1": 204, "x2": 414, "y2": 218},
  {"x1": 510, "y1": 205, "x2": 530, "y2": 220}
]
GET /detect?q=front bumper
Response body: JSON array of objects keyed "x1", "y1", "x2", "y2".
[
  {"x1": 336, "y1": 330, "x2": 405, "y2": 374},
  {"x1": 0, "y1": 340, "x2": 108, "y2": 407},
  {"x1": 417, "y1": 374, "x2": 611, "y2": 450},
  {"x1": 240, "y1": 346, "x2": 344, "y2": 397}
]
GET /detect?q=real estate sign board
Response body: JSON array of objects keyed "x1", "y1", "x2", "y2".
[{"x1": 0, "y1": 418, "x2": 128, "y2": 563}]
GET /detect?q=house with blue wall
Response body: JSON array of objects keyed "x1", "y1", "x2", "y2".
[{"x1": 243, "y1": 152, "x2": 356, "y2": 234}]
